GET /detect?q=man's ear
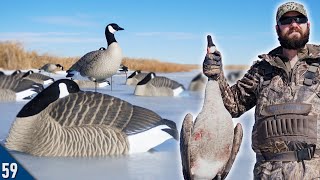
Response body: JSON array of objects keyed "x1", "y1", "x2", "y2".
[
  {"x1": 275, "y1": 24, "x2": 279, "y2": 31},
  {"x1": 307, "y1": 21, "x2": 311, "y2": 28}
]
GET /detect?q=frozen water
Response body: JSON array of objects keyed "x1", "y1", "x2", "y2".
[{"x1": 0, "y1": 70, "x2": 256, "y2": 179}]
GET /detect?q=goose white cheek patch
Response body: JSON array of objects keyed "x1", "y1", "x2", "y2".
[
  {"x1": 59, "y1": 83, "x2": 69, "y2": 98},
  {"x1": 108, "y1": 25, "x2": 116, "y2": 34}
]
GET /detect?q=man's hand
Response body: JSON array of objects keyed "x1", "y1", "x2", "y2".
[{"x1": 203, "y1": 48, "x2": 222, "y2": 80}]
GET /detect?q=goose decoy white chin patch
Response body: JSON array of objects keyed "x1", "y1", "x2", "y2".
[
  {"x1": 108, "y1": 25, "x2": 116, "y2": 34},
  {"x1": 58, "y1": 83, "x2": 69, "y2": 98}
]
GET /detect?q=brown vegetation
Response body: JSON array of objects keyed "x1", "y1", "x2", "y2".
[{"x1": 0, "y1": 41, "x2": 248, "y2": 72}]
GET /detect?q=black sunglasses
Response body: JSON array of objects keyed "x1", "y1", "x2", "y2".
[{"x1": 278, "y1": 15, "x2": 308, "y2": 25}]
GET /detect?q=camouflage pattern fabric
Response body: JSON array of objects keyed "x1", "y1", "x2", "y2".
[
  {"x1": 215, "y1": 44, "x2": 320, "y2": 179},
  {"x1": 253, "y1": 157, "x2": 320, "y2": 179},
  {"x1": 276, "y1": 2, "x2": 308, "y2": 22}
]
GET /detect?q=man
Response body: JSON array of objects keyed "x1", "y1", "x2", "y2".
[{"x1": 203, "y1": 2, "x2": 320, "y2": 179}]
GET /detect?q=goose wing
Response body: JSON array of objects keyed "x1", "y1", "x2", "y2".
[
  {"x1": 180, "y1": 113, "x2": 193, "y2": 180},
  {"x1": 68, "y1": 50, "x2": 104, "y2": 71},
  {"x1": 49, "y1": 92, "x2": 167, "y2": 135},
  {"x1": 151, "y1": 77, "x2": 184, "y2": 89}
]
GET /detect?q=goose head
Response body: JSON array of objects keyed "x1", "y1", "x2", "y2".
[
  {"x1": 137, "y1": 72, "x2": 156, "y2": 85},
  {"x1": 17, "y1": 79, "x2": 80, "y2": 118},
  {"x1": 128, "y1": 70, "x2": 141, "y2": 79},
  {"x1": 56, "y1": 64, "x2": 64, "y2": 70},
  {"x1": 105, "y1": 23, "x2": 124, "y2": 46}
]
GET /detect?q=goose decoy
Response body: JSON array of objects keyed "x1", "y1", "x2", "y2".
[
  {"x1": 126, "y1": 70, "x2": 150, "y2": 86},
  {"x1": 73, "y1": 79, "x2": 110, "y2": 89},
  {"x1": 5, "y1": 79, "x2": 178, "y2": 157},
  {"x1": 0, "y1": 74, "x2": 43, "y2": 102},
  {"x1": 134, "y1": 72, "x2": 184, "y2": 96},
  {"x1": 66, "y1": 23, "x2": 124, "y2": 92},
  {"x1": 39, "y1": 63, "x2": 64, "y2": 75},
  {"x1": 20, "y1": 70, "x2": 54, "y2": 85},
  {"x1": 119, "y1": 64, "x2": 129, "y2": 83},
  {"x1": 188, "y1": 73, "x2": 207, "y2": 92},
  {"x1": 180, "y1": 36, "x2": 243, "y2": 180}
]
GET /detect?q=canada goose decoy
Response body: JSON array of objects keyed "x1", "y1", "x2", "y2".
[
  {"x1": 188, "y1": 73, "x2": 207, "y2": 92},
  {"x1": 17, "y1": 70, "x2": 54, "y2": 85},
  {"x1": 73, "y1": 79, "x2": 110, "y2": 89},
  {"x1": 0, "y1": 74, "x2": 43, "y2": 102},
  {"x1": 119, "y1": 64, "x2": 129, "y2": 83},
  {"x1": 39, "y1": 64, "x2": 64, "y2": 76},
  {"x1": 66, "y1": 23, "x2": 124, "y2": 92},
  {"x1": 180, "y1": 36, "x2": 243, "y2": 180},
  {"x1": 126, "y1": 70, "x2": 150, "y2": 86},
  {"x1": 134, "y1": 72, "x2": 184, "y2": 96},
  {"x1": 5, "y1": 79, "x2": 178, "y2": 157}
]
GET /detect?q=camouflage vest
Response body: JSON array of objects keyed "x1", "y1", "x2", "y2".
[{"x1": 251, "y1": 44, "x2": 320, "y2": 153}]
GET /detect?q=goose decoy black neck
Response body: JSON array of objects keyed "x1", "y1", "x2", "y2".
[
  {"x1": 17, "y1": 79, "x2": 80, "y2": 118},
  {"x1": 137, "y1": 72, "x2": 155, "y2": 85},
  {"x1": 105, "y1": 23, "x2": 124, "y2": 46}
]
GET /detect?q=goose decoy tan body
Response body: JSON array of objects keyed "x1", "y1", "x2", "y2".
[
  {"x1": 66, "y1": 23, "x2": 124, "y2": 91},
  {"x1": 126, "y1": 70, "x2": 150, "y2": 86},
  {"x1": 188, "y1": 73, "x2": 207, "y2": 92},
  {"x1": 39, "y1": 63, "x2": 64, "y2": 73},
  {"x1": 73, "y1": 79, "x2": 110, "y2": 89},
  {"x1": 5, "y1": 79, "x2": 178, "y2": 157},
  {"x1": 180, "y1": 36, "x2": 243, "y2": 180},
  {"x1": 134, "y1": 72, "x2": 184, "y2": 96},
  {"x1": 0, "y1": 74, "x2": 43, "y2": 101}
]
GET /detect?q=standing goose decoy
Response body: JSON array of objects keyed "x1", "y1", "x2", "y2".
[
  {"x1": 180, "y1": 36, "x2": 243, "y2": 180},
  {"x1": 134, "y1": 72, "x2": 184, "y2": 96},
  {"x1": 66, "y1": 23, "x2": 124, "y2": 92},
  {"x1": 39, "y1": 63, "x2": 64, "y2": 76},
  {"x1": 188, "y1": 73, "x2": 207, "y2": 92},
  {"x1": 126, "y1": 70, "x2": 150, "y2": 86},
  {"x1": 5, "y1": 79, "x2": 178, "y2": 157}
]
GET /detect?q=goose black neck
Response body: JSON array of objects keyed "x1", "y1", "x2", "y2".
[{"x1": 105, "y1": 30, "x2": 117, "y2": 46}]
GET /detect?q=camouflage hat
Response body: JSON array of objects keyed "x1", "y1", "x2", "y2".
[{"x1": 276, "y1": 2, "x2": 308, "y2": 22}]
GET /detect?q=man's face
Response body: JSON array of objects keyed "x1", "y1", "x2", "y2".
[{"x1": 276, "y1": 11, "x2": 310, "y2": 49}]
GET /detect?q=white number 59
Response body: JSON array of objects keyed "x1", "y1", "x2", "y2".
[{"x1": 2, "y1": 163, "x2": 18, "y2": 179}]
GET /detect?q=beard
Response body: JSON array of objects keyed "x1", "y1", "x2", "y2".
[{"x1": 277, "y1": 26, "x2": 310, "y2": 50}]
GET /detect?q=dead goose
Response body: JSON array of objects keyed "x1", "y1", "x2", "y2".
[
  {"x1": 5, "y1": 79, "x2": 178, "y2": 157},
  {"x1": 126, "y1": 70, "x2": 150, "y2": 86},
  {"x1": 180, "y1": 36, "x2": 243, "y2": 180},
  {"x1": 134, "y1": 72, "x2": 184, "y2": 96},
  {"x1": 188, "y1": 73, "x2": 207, "y2": 92},
  {"x1": 73, "y1": 79, "x2": 110, "y2": 89},
  {"x1": 66, "y1": 23, "x2": 124, "y2": 91}
]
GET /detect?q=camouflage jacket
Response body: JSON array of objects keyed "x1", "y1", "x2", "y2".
[{"x1": 218, "y1": 44, "x2": 320, "y2": 154}]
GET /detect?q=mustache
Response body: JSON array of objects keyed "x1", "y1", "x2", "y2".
[{"x1": 286, "y1": 27, "x2": 303, "y2": 36}]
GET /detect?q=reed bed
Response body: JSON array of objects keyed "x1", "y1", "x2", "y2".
[{"x1": 0, "y1": 41, "x2": 248, "y2": 72}]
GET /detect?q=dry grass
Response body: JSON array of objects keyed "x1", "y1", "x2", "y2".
[{"x1": 0, "y1": 41, "x2": 248, "y2": 72}]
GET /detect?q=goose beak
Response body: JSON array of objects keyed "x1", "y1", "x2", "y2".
[{"x1": 117, "y1": 27, "x2": 124, "y2": 31}]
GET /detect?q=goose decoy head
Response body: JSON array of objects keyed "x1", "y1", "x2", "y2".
[
  {"x1": 137, "y1": 72, "x2": 156, "y2": 85},
  {"x1": 56, "y1": 64, "x2": 64, "y2": 70},
  {"x1": 106, "y1": 23, "x2": 124, "y2": 34},
  {"x1": 22, "y1": 70, "x2": 34, "y2": 78},
  {"x1": 128, "y1": 70, "x2": 141, "y2": 78},
  {"x1": 17, "y1": 79, "x2": 80, "y2": 118},
  {"x1": 99, "y1": 47, "x2": 106, "y2": 50},
  {"x1": 12, "y1": 70, "x2": 22, "y2": 76}
]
